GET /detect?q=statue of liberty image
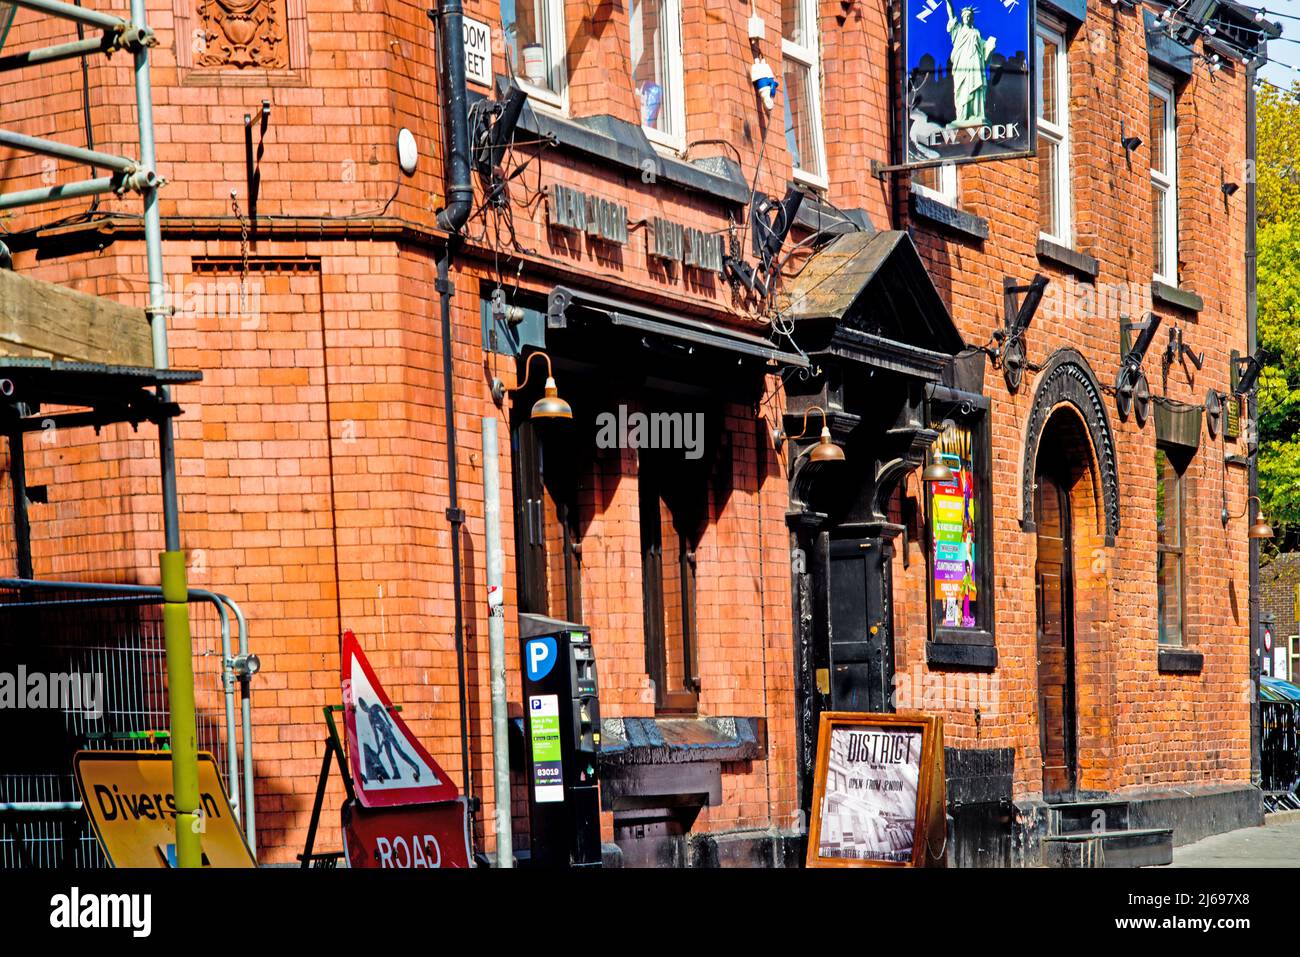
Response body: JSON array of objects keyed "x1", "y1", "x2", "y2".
[{"x1": 945, "y1": 1, "x2": 997, "y2": 128}]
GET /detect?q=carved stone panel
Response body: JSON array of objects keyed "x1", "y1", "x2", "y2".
[{"x1": 197, "y1": 0, "x2": 289, "y2": 69}]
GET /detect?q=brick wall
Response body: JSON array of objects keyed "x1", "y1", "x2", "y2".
[{"x1": 0, "y1": 0, "x2": 1256, "y2": 863}]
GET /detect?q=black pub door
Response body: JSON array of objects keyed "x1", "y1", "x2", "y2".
[
  {"x1": 826, "y1": 536, "x2": 895, "y2": 713},
  {"x1": 1034, "y1": 473, "x2": 1077, "y2": 802}
]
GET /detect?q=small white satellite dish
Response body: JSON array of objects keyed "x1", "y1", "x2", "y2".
[{"x1": 397, "y1": 128, "x2": 418, "y2": 175}]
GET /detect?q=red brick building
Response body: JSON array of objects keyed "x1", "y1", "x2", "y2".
[{"x1": 0, "y1": 0, "x2": 1274, "y2": 866}]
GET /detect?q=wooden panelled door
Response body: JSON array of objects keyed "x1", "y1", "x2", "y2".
[{"x1": 1034, "y1": 473, "x2": 1077, "y2": 802}]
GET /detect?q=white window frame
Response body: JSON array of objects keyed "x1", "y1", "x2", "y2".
[
  {"x1": 1150, "y1": 75, "x2": 1178, "y2": 285},
  {"x1": 911, "y1": 161, "x2": 958, "y2": 207},
  {"x1": 1036, "y1": 19, "x2": 1071, "y2": 247},
  {"x1": 782, "y1": 0, "x2": 828, "y2": 188},
  {"x1": 503, "y1": 0, "x2": 569, "y2": 113},
  {"x1": 630, "y1": 0, "x2": 687, "y2": 153}
]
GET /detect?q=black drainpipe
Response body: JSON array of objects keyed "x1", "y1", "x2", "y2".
[
  {"x1": 430, "y1": 0, "x2": 475, "y2": 823},
  {"x1": 1245, "y1": 61, "x2": 1261, "y2": 785},
  {"x1": 433, "y1": 0, "x2": 474, "y2": 234}
]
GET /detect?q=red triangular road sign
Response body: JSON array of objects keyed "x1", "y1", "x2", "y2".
[{"x1": 341, "y1": 630, "x2": 458, "y2": 807}]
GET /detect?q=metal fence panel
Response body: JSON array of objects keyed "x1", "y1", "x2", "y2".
[{"x1": 0, "y1": 583, "x2": 248, "y2": 868}]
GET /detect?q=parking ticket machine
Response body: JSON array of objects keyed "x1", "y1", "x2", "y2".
[{"x1": 520, "y1": 614, "x2": 601, "y2": 867}]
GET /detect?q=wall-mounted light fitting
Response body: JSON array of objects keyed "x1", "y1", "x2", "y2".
[
  {"x1": 1233, "y1": 348, "x2": 1266, "y2": 397},
  {"x1": 1120, "y1": 121, "x2": 1142, "y2": 155},
  {"x1": 774, "y1": 406, "x2": 845, "y2": 463},
  {"x1": 1221, "y1": 494, "x2": 1274, "y2": 539},
  {"x1": 491, "y1": 351, "x2": 572, "y2": 421}
]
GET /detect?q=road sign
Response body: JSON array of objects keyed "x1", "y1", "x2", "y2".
[
  {"x1": 342, "y1": 798, "x2": 472, "y2": 868},
  {"x1": 525, "y1": 635, "x2": 557, "y2": 681},
  {"x1": 342, "y1": 630, "x2": 459, "y2": 807},
  {"x1": 73, "y1": 750, "x2": 255, "y2": 868}
]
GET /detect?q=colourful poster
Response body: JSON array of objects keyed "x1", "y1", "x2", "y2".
[{"x1": 930, "y1": 422, "x2": 978, "y2": 629}]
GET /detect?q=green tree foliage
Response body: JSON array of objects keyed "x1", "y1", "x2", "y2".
[{"x1": 1255, "y1": 86, "x2": 1300, "y2": 543}]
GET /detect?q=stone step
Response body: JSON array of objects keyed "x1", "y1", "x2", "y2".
[
  {"x1": 1042, "y1": 827, "x2": 1174, "y2": 868},
  {"x1": 1046, "y1": 800, "x2": 1131, "y2": 835}
]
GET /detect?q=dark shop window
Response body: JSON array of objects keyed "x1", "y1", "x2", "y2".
[
  {"x1": 511, "y1": 414, "x2": 583, "y2": 624},
  {"x1": 1156, "y1": 446, "x2": 1186, "y2": 647},
  {"x1": 925, "y1": 398, "x2": 996, "y2": 646},
  {"x1": 639, "y1": 449, "x2": 708, "y2": 714}
]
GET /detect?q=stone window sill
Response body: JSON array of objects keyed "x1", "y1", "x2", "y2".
[
  {"x1": 1158, "y1": 647, "x2": 1204, "y2": 674},
  {"x1": 1151, "y1": 281, "x2": 1204, "y2": 314},
  {"x1": 909, "y1": 193, "x2": 989, "y2": 242},
  {"x1": 927, "y1": 639, "x2": 998, "y2": 670},
  {"x1": 1036, "y1": 238, "x2": 1099, "y2": 281}
]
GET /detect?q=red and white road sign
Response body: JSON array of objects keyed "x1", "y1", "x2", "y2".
[
  {"x1": 342, "y1": 798, "x2": 472, "y2": 869},
  {"x1": 341, "y1": 630, "x2": 458, "y2": 807}
]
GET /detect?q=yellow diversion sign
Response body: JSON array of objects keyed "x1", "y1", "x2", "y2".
[{"x1": 73, "y1": 751, "x2": 255, "y2": 868}]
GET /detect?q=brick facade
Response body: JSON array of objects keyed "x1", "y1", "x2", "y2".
[{"x1": 0, "y1": 0, "x2": 1260, "y2": 864}]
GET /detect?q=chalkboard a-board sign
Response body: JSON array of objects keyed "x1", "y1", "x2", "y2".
[{"x1": 806, "y1": 712, "x2": 946, "y2": 868}]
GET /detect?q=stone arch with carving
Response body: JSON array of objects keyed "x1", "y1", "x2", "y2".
[{"x1": 1020, "y1": 348, "x2": 1121, "y2": 547}]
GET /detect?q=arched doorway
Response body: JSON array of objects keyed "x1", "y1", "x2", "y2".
[
  {"x1": 1021, "y1": 350, "x2": 1120, "y2": 803},
  {"x1": 1032, "y1": 408, "x2": 1103, "y2": 803}
]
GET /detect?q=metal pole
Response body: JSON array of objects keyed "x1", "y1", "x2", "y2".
[
  {"x1": 128, "y1": 0, "x2": 199, "y2": 868},
  {"x1": 0, "y1": 175, "x2": 121, "y2": 212},
  {"x1": 9, "y1": 0, "x2": 125, "y2": 31},
  {"x1": 482, "y1": 415, "x2": 513, "y2": 868},
  {"x1": 214, "y1": 592, "x2": 257, "y2": 852},
  {"x1": 0, "y1": 33, "x2": 116, "y2": 73},
  {"x1": 0, "y1": 128, "x2": 138, "y2": 174},
  {"x1": 1246, "y1": 62, "x2": 1262, "y2": 785},
  {"x1": 7, "y1": 431, "x2": 32, "y2": 580}
]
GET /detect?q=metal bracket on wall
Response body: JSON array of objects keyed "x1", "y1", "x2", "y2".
[
  {"x1": 244, "y1": 100, "x2": 271, "y2": 244},
  {"x1": 1114, "y1": 313, "x2": 1161, "y2": 427},
  {"x1": 994, "y1": 274, "x2": 1047, "y2": 393}
]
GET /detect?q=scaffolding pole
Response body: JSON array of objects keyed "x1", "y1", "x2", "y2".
[{"x1": 0, "y1": 0, "x2": 203, "y2": 867}]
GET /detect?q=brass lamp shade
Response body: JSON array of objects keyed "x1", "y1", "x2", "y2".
[
  {"x1": 809, "y1": 426, "x2": 845, "y2": 463},
  {"x1": 1249, "y1": 513, "x2": 1275, "y2": 540},
  {"x1": 530, "y1": 376, "x2": 572, "y2": 420},
  {"x1": 922, "y1": 451, "x2": 954, "y2": 483}
]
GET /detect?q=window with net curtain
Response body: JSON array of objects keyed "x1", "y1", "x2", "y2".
[
  {"x1": 500, "y1": 0, "x2": 566, "y2": 100},
  {"x1": 631, "y1": 0, "x2": 684, "y2": 144},
  {"x1": 1036, "y1": 20, "x2": 1070, "y2": 245},
  {"x1": 1149, "y1": 78, "x2": 1178, "y2": 283},
  {"x1": 782, "y1": 0, "x2": 826, "y2": 182}
]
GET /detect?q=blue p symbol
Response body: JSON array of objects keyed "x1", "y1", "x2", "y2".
[{"x1": 526, "y1": 637, "x2": 557, "y2": 682}]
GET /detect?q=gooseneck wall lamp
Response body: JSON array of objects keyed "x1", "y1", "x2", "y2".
[
  {"x1": 774, "y1": 406, "x2": 845, "y2": 463},
  {"x1": 491, "y1": 351, "x2": 573, "y2": 421},
  {"x1": 922, "y1": 449, "x2": 954, "y2": 483},
  {"x1": 1221, "y1": 495, "x2": 1275, "y2": 540}
]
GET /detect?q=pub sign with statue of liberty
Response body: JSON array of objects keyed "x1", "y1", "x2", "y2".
[{"x1": 902, "y1": 0, "x2": 1035, "y2": 167}]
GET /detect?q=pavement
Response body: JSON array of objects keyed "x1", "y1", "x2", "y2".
[{"x1": 1164, "y1": 813, "x2": 1300, "y2": 867}]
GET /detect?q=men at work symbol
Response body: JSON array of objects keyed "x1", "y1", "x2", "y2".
[{"x1": 357, "y1": 697, "x2": 421, "y2": 784}]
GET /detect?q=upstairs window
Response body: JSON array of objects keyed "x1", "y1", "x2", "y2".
[
  {"x1": 1149, "y1": 76, "x2": 1178, "y2": 284},
  {"x1": 1036, "y1": 19, "x2": 1071, "y2": 246},
  {"x1": 501, "y1": 0, "x2": 568, "y2": 108},
  {"x1": 631, "y1": 0, "x2": 686, "y2": 149},
  {"x1": 782, "y1": 0, "x2": 827, "y2": 184}
]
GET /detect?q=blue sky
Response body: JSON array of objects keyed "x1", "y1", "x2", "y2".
[{"x1": 1259, "y1": 1, "x2": 1299, "y2": 90}]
